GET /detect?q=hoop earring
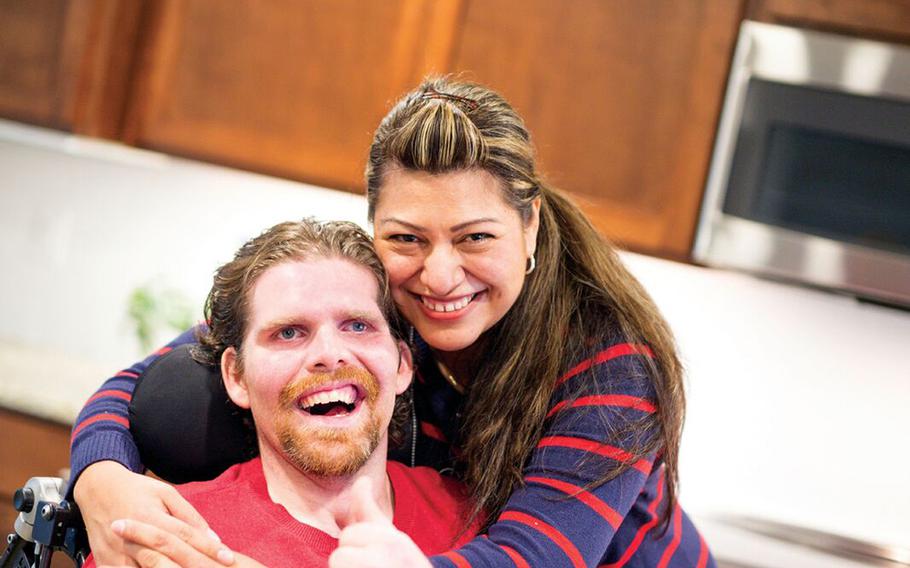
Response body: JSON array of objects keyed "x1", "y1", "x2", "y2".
[{"x1": 525, "y1": 255, "x2": 536, "y2": 275}]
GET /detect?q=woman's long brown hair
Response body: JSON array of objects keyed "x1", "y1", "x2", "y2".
[{"x1": 365, "y1": 77, "x2": 685, "y2": 529}]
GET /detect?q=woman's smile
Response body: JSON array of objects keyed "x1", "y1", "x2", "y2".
[
  {"x1": 413, "y1": 291, "x2": 484, "y2": 320},
  {"x1": 373, "y1": 168, "x2": 540, "y2": 354}
]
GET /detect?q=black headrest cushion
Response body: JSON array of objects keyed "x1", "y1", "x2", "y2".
[{"x1": 129, "y1": 344, "x2": 258, "y2": 484}]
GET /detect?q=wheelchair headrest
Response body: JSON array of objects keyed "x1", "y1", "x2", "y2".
[{"x1": 130, "y1": 344, "x2": 258, "y2": 484}]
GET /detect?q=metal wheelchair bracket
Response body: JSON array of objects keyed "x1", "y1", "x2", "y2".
[{"x1": 1, "y1": 477, "x2": 88, "y2": 568}]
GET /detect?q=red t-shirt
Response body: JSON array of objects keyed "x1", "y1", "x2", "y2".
[{"x1": 84, "y1": 457, "x2": 476, "y2": 567}]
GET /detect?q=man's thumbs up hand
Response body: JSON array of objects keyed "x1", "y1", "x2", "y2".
[
  {"x1": 343, "y1": 476, "x2": 388, "y2": 526},
  {"x1": 329, "y1": 477, "x2": 433, "y2": 568}
]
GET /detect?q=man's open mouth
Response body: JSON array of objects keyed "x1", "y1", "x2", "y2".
[{"x1": 296, "y1": 385, "x2": 360, "y2": 417}]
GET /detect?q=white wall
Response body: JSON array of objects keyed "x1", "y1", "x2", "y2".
[{"x1": 0, "y1": 119, "x2": 368, "y2": 369}]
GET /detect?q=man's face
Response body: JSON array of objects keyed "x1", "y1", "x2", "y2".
[{"x1": 221, "y1": 257, "x2": 412, "y2": 477}]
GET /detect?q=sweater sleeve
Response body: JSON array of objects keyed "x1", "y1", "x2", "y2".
[
  {"x1": 429, "y1": 343, "x2": 662, "y2": 568},
  {"x1": 67, "y1": 327, "x2": 203, "y2": 497}
]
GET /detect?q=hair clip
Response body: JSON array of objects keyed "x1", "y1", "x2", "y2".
[{"x1": 421, "y1": 88, "x2": 479, "y2": 111}]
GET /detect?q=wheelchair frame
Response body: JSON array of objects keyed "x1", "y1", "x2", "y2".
[{"x1": 1, "y1": 477, "x2": 88, "y2": 568}]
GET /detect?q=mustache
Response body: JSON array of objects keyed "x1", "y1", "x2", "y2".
[{"x1": 278, "y1": 366, "x2": 380, "y2": 408}]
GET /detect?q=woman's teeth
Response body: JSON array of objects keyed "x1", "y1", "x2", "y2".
[{"x1": 421, "y1": 294, "x2": 474, "y2": 313}]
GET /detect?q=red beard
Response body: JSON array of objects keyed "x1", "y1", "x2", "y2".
[{"x1": 274, "y1": 367, "x2": 383, "y2": 477}]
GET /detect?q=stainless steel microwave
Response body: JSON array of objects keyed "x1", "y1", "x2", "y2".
[{"x1": 694, "y1": 21, "x2": 910, "y2": 307}]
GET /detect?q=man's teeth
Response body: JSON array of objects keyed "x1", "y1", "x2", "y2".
[
  {"x1": 299, "y1": 385, "x2": 357, "y2": 410},
  {"x1": 422, "y1": 294, "x2": 473, "y2": 313}
]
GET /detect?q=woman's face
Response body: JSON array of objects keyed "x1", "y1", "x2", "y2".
[{"x1": 373, "y1": 168, "x2": 540, "y2": 354}]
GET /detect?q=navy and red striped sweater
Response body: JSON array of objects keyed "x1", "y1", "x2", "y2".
[{"x1": 71, "y1": 328, "x2": 714, "y2": 567}]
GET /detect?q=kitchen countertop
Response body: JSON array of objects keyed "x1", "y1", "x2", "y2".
[
  {"x1": 622, "y1": 252, "x2": 910, "y2": 562},
  {"x1": 0, "y1": 339, "x2": 110, "y2": 425}
]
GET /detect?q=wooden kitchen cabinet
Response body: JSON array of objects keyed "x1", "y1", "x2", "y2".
[
  {"x1": 94, "y1": 0, "x2": 745, "y2": 258},
  {"x1": 452, "y1": 0, "x2": 744, "y2": 257},
  {"x1": 5, "y1": 0, "x2": 908, "y2": 258},
  {"x1": 0, "y1": 0, "x2": 144, "y2": 138},
  {"x1": 746, "y1": 0, "x2": 910, "y2": 45},
  {"x1": 0, "y1": 0, "x2": 749, "y2": 258},
  {"x1": 122, "y1": 0, "x2": 743, "y2": 258},
  {"x1": 121, "y1": 0, "x2": 463, "y2": 192}
]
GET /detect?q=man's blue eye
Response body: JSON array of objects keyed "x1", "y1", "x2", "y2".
[
  {"x1": 350, "y1": 321, "x2": 368, "y2": 332},
  {"x1": 279, "y1": 328, "x2": 298, "y2": 340}
]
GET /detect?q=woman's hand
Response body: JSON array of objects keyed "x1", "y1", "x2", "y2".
[
  {"x1": 74, "y1": 461, "x2": 218, "y2": 566},
  {"x1": 328, "y1": 478, "x2": 432, "y2": 568},
  {"x1": 106, "y1": 517, "x2": 248, "y2": 568}
]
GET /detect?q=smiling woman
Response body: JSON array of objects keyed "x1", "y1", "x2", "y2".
[
  {"x1": 350, "y1": 77, "x2": 712, "y2": 567},
  {"x1": 374, "y1": 168, "x2": 539, "y2": 355}
]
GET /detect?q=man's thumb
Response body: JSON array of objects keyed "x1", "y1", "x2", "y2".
[{"x1": 346, "y1": 476, "x2": 389, "y2": 526}]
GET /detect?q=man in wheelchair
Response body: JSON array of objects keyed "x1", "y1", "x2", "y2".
[{"x1": 3, "y1": 219, "x2": 475, "y2": 568}]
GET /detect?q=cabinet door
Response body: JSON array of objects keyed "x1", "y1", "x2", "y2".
[
  {"x1": 451, "y1": 0, "x2": 743, "y2": 258},
  {"x1": 123, "y1": 0, "x2": 462, "y2": 192},
  {"x1": 0, "y1": 0, "x2": 143, "y2": 138},
  {"x1": 747, "y1": 0, "x2": 910, "y2": 44}
]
